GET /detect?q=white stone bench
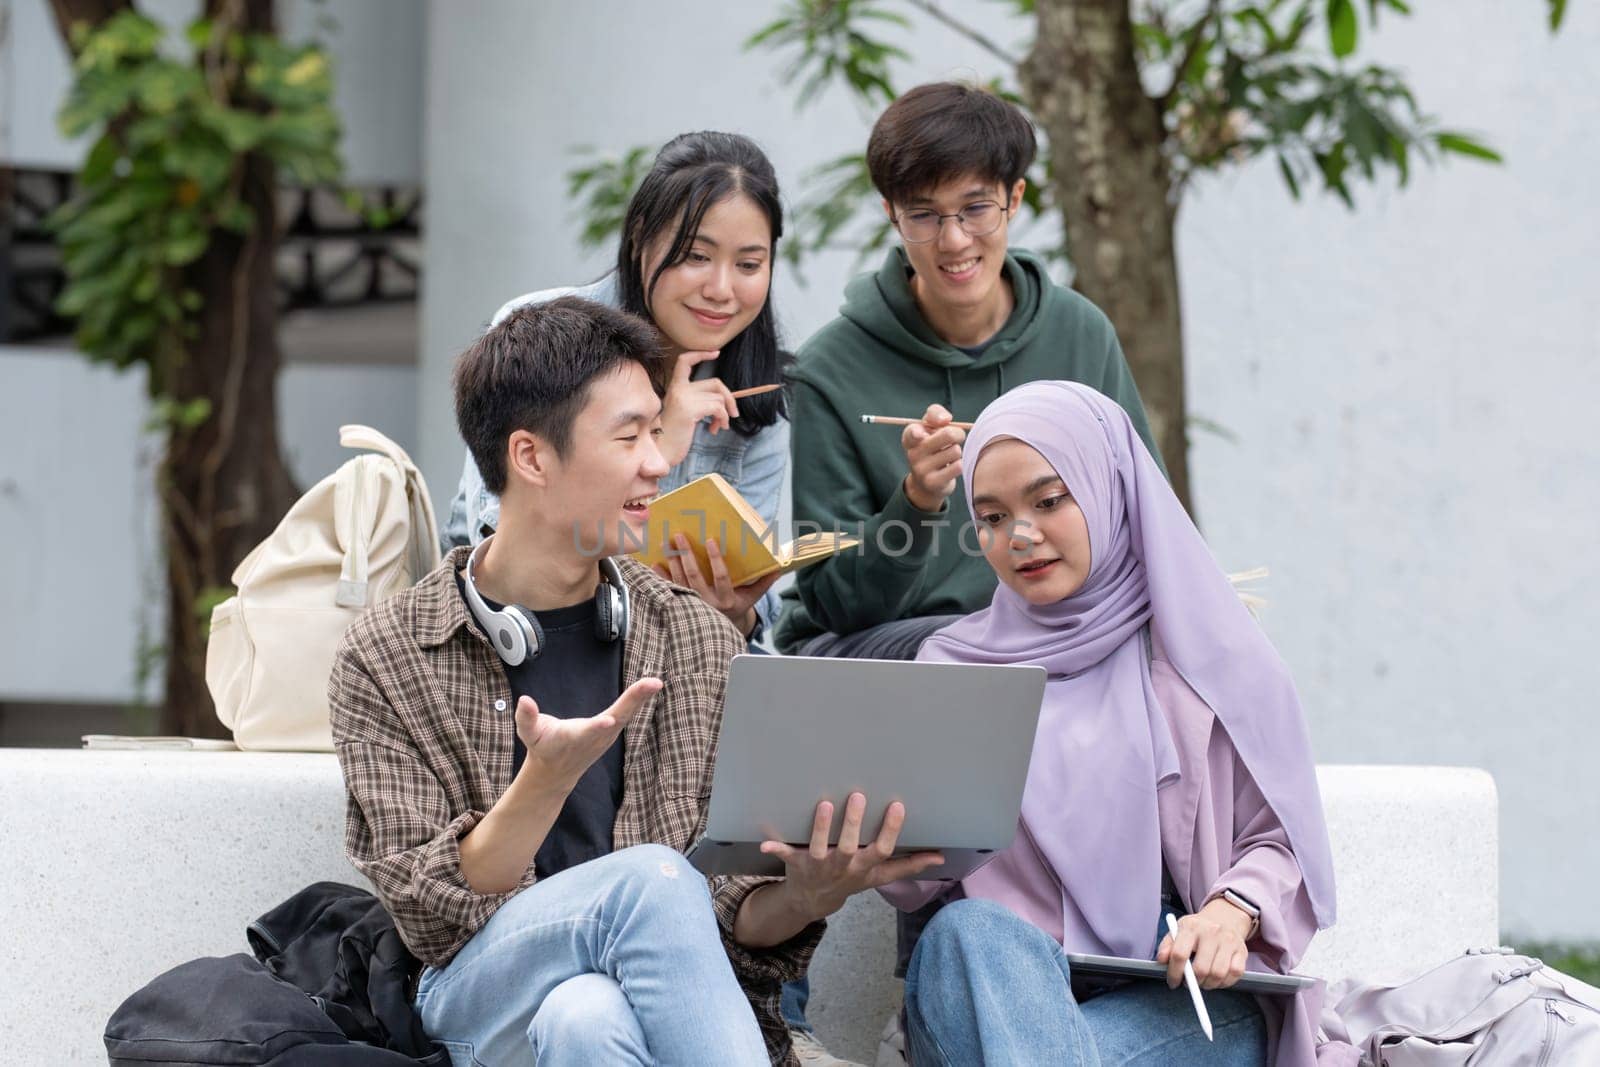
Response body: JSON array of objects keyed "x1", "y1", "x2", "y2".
[{"x1": 1, "y1": 752, "x2": 1497, "y2": 1064}]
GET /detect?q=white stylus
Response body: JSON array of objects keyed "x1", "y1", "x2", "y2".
[{"x1": 1166, "y1": 912, "x2": 1214, "y2": 1042}]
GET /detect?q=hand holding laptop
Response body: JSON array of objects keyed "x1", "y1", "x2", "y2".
[
  {"x1": 1156, "y1": 899, "x2": 1255, "y2": 991},
  {"x1": 758, "y1": 791, "x2": 945, "y2": 921}
]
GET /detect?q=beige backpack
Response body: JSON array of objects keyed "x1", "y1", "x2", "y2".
[{"x1": 205, "y1": 425, "x2": 440, "y2": 750}]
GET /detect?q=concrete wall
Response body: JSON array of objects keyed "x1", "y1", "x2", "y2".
[{"x1": 420, "y1": 0, "x2": 1599, "y2": 940}]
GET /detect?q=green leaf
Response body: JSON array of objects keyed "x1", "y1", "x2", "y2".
[
  {"x1": 163, "y1": 230, "x2": 210, "y2": 266},
  {"x1": 565, "y1": 144, "x2": 655, "y2": 248},
  {"x1": 1365, "y1": 0, "x2": 1410, "y2": 20},
  {"x1": 80, "y1": 137, "x2": 123, "y2": 185},
  {"x1": 58, "y1": 68, "x2": 141, "y2": 137},
  {"x1": 177, "y1": 397, "x2": 213, "y2": 429},
  {"x1": 162, "y1": 133, "x2": 236, "y2": 190},
  {"x1": 56, "y1": 276, "x2": 110, "y2": 317},
  {"x1": 184, "y1": 18, "x2": 216, "y2": 51},
  {"x1": 204, "y1": 108, "x2": 267, "y2": 152},
  {"x1": 132, "y1": 268, "x2": 162, "y2": 302},
  {"x1": 1392, "y1": 135, "x2": 1411, "y2": 185},
  {"x1": 1435, "y1": 131, "x2": 1502, "y2": 163},
  {"x1": 216, "y1": 199, "x2": 256, "y2": 233},
  {"x1": 145, "y1": 395, "x2": 213, "y2": 433},
  {"x1": 745, "y1": 0, "x2": 905, "y2": 110},
  {"x1": 1327, "y1": 0, "x2": 1358, "y2": 58},
  {"x1": 133, "y1": 64, "x2": 201, "y2": 114},
  {"x1": 1277, "y1": 155, "x2": 1302, "y2": 199},
  {"x1": 1187, "y1": 414, "x2": 1239, "y2": 444},
  {"x1": 1548, "y1": 0, "x2": 1567, "y2": 31}
]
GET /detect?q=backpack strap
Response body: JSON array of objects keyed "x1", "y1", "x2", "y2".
[
  {"x1": 338, "y1": 425, "x2": 441, "y2": 587},
  {"x1": 334, "y1": 460, "x2": 374, "y2": 609},
  {"x1": 339, "y1": 424, "x2": 418, "y2": 468}
]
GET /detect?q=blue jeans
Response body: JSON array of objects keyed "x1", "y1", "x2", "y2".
[
  {"x1": 413, "y1": 844, "x2": 768, "y2": 1066},
  {"x1": 904, "y1": 899, "x2": 1267, "y2": 1066}
]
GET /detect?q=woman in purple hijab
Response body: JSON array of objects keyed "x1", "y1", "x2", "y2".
[{"x1": 880, "y1": 381, "x2": 1343, "y2": 1066}]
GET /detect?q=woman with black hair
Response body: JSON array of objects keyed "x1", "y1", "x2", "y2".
[{"x1": 443, "y1": 131, "x2": 792, "y2": 642}]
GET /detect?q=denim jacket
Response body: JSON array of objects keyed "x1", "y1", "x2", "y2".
[{"x1": 441, "y1": 277, "x2": 789, "y2": 632}]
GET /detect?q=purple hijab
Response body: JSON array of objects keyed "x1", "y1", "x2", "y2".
[{"x1": 920, "y1": 381, "x2": 1336, "y2": 956}]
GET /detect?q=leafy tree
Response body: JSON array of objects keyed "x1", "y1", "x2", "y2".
[
  {"x1": 47, "y1": 0, "x2": 342, "y2": 735},
  {"x1": 573, "y1": 0, "x2": 1566, "y2": 511}
]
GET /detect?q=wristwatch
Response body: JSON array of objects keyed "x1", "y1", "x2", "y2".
[{"x1": 1218, "y1": 888, "x2": 1262, "y2": 939}]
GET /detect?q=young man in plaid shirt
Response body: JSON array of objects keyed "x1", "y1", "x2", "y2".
[{"x1": 329, "y1": 296, "x2": 939, "y2": 1065}]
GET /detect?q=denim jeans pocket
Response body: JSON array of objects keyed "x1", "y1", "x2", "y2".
[{"x1": 437, "y1": 1039, "x2": 484, "y2": 1067}]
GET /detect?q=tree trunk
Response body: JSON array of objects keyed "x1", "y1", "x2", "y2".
[
  {"x1": 1022, "y1": 0, "x2": 1193, "y2": 513},
  {"x1": 160, "y1": 147, "x2": 297, "y2": 738},
  {"x1": 158, "y1": 0, "x2": 295, "y2": 737}
]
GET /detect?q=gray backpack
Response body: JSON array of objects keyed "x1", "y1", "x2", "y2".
[{"x1": 1324, "y1": 947, "x2": 1600, "y2": 1065}]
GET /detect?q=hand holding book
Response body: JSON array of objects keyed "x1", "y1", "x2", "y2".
[{"x1": 657, "y1": 535, "x2": 782, "y2": 637}]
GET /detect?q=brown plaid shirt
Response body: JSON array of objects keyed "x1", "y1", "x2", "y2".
[{"x1": 329, "y1": 545, "x2": 822, "y2": 1064}]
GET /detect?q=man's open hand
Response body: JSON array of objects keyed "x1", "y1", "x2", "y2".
[{"x1": 515, "y1": 677, "x2": 662, "y2": 793}]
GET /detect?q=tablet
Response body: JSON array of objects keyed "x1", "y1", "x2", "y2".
[
  {"x1": 1065, "y1": 953, "x2": 1315, "y2": 995},
  {"x1": 685, "y1": 655, "x2": 1047, "y2": 880}
]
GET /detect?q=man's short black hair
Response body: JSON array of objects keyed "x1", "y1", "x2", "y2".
[
  {"x1": 453, "y1": 296, "x2": 664, "y2": 495},
  {"x1": 866, "y1": 81, "x2": 1038, "y2": 206}
]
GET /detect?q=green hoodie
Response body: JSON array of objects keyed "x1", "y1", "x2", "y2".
[{"x1": 773, "y1": 246, "x2": 1164, "y2": 654}]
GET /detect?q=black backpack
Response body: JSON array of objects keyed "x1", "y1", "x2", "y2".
[{"x1": 105, "y1": 883, "x2": 448, "y2": 1066}]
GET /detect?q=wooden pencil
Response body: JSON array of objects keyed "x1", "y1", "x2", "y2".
[
  {"x1": 729, "y1": 383, "x2": 784, "y2": 400},
  {"x1": 859, "y1": 414, "x2": 976, "y2": 430}
]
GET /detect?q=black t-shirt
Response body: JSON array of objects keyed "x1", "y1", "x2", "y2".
[{"x1": 456, "y1": 574, "x2": 625, "y2": 879}]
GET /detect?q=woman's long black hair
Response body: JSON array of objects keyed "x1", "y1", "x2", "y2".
[{"x1": 615, "y1": 131, "x2": 789, "y2": 436}]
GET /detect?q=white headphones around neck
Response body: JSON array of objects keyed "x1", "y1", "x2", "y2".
[{"x1": 462, "y1": 535, "x2": 630, "y2": 666}]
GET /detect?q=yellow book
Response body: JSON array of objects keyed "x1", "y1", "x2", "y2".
[{"x1": 632, "y1": 474, "x2": 858, "y2": 587}]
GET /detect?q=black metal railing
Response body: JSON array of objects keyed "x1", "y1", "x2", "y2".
[{"x1": 1, "y1": 166, "x2": 423, "y2": 343}]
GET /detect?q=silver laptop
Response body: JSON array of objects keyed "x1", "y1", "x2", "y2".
[{"x1": 686, "y1": 654, "x2": 1047, "y2": 881}]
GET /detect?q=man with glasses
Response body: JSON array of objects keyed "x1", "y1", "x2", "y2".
[
  {"x1": 770, "y1": 81, "x2": 1166, "y2": 1065},
  {"x1": 774, "y1": 81, "x2": 1164, "y2": 664}
]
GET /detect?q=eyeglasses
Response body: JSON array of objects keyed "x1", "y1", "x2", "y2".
[{"x1": 892, "y1": 199, "x2": 1009, "y2": 244}]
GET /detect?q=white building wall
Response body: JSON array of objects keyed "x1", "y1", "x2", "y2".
[
  {"x1": 421, "y1": 0, "x2": 1599, "y2": 939},
  {"x1": 1181, "y1": 4, "x2": 1600, "y2": 943}
]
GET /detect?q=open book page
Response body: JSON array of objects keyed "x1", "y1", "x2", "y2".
[{"x1": 779, "y1": 531, "x2": 856, "y2": 567}]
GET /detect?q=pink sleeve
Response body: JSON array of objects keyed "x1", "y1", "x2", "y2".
[
  {"x1": 877, "y1": 878, "x2": 947, "y2": 911},
  {"x1": 1207, "y1": 748, "x2": 1320, "y2": 972}
]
